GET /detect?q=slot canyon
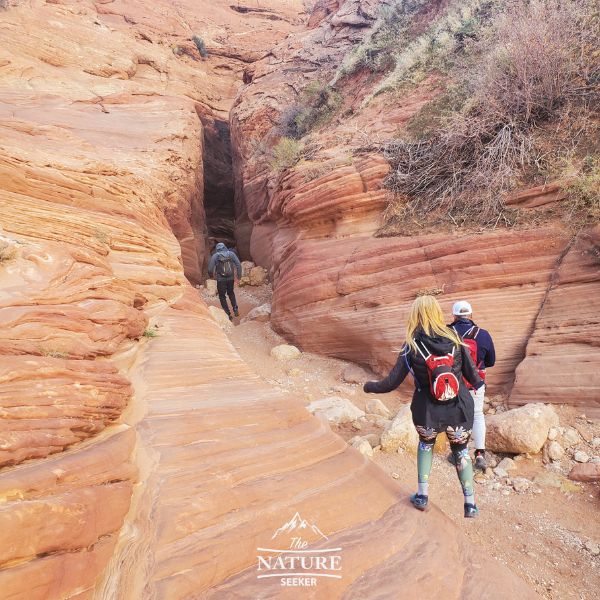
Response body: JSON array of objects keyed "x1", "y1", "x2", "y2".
[{"x1": 0, "y1": 1, "x2": 598, "y2": 599}]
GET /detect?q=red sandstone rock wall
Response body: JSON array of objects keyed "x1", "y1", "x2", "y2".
[{"x1": 231, "y1": 0, "x2": 600, "y2": 415}]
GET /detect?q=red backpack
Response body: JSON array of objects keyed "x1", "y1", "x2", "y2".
[
  {"x1": 413, "y1": 340, "x2": 460, "y2": 402},
  {"x1": 455, "y1": 325, "x2": 486, "y2": 388}
]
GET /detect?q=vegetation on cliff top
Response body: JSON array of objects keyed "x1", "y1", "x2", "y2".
[{"x1": 361, "y1": 0, "x2": 600, "y2": 230}]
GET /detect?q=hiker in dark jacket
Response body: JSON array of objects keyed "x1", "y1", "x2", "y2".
[
  {"x1": 207, "y1": 242, "x2": 242, "y2": 320},
  {"x1": 364, "y1": 295, "x2": 484, "y2": 518},
  {"x1": 449, "y1": 300, "x2": 496, "y2": 471}
]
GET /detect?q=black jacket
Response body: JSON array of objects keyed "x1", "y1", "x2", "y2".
[{"x1": 364, "y1": 329, "x2": 484, "y2": 430}]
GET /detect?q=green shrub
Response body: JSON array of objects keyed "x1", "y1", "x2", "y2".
[
  {"x1": 278, "y1": 82, "x2": 342, "y2": 139},
  {"x1": 192, "y1": 35, "x2": 208, "y2": 58},
  {"x1": 271, "y1": 138, "x2": 302, "y2": 172},
  {"x1": 142, "y1": 327, "x2": 159, "y2": 338}
]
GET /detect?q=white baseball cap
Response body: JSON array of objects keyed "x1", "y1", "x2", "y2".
[{"x1": 452, "y1": 300, "x2": 472, "y2": 316}]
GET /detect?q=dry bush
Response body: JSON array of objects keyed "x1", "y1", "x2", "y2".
[
  {"x1": 278, "y1": 82, "x2": 342, "y2": 139},
  {"x1": 384, "y1": 0, "x2": 600, "y2": 227},
  {"x1": 271, "y1": 138, "x2": 303, "y2": 172}
]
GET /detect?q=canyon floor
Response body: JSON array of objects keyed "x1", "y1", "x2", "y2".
[{"x1": 201, "y1": 283, "x2": 600, "y2": 600}]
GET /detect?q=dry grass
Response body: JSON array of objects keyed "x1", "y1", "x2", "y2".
[{"x1": 383, "y1": 0, "x2": 600, "y2": 228}]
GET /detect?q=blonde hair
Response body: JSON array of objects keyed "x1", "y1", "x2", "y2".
[{"x1": 405, "y1": 295, "x2": 463, "y2": 354}]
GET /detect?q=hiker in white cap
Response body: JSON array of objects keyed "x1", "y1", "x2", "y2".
[{"x1": 449, "y1": 300, "x2": 496, "y2": 470}]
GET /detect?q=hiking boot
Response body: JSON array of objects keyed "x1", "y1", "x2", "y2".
[
  {"x1": 474, "y1": 453, "x2": 487, "y2": 471},
  {"x1": 227, "y1": 314, "x2": 233, "y2": 321},
  {"x1": 410, "y1": 493, "x2": 429, "y2": 512},
  {"x1": 464, "y1": 503, "x2": 479, "y2": 518},
  {"x1": 233, "y1": 308, "x2": 239, "y2": 317}
]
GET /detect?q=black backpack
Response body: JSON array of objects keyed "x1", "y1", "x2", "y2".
[{"x1": 216, "y1": 253, "x2": 234, "y2": 278}]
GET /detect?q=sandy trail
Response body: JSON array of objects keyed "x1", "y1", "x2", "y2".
[{"x1": 204, "y1": 283, "x2": 600, "y2": 600}]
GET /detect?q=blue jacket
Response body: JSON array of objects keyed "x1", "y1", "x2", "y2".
[
  {"x1": 207, "y1": 243, "x2": 242, "y2": 281},
  {"x1": 449, "y1": 318, "x2": 495, "y2": 368}
]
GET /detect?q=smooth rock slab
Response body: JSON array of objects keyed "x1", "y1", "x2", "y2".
[{"x1": 243, "y1": 303, "x2": 271, "y2": 323}]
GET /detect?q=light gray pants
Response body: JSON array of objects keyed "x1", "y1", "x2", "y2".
[{"x1": 471, "y1": 384, "x2": 486, "y2": 450}]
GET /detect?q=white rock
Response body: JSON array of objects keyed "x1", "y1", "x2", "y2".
[
  {"x1": 365, "y1": 398, "x2": 391, "y2": 419},
  {"x1": 270, "y1": 344, "x2": 301, "y2": 361},
  {"x1": 243, "y1": 303, "x2": 271, "y2": 323},
  {"x1": 208, "y1": 306, "x2": 232, "y2": 332},
  {"x1": 546, "y1": 440, "x2": 565, "y2": 461},
  {"x1": 205, "y1": 278, "x2": 218, "y2": 296},
  {"x1": 365, "y1": 414, "x2": 392, "y2": 428},
  {"x1": 591, "y1": 437, "x2": 600, "y2": 448},
  {"x1": 380, "y1": 406, "x2": 418, "y2": 453},
  {"x1": 306, "y1": 396, "x2": 365, "y2": 425},
  {"x1": 352, "y1": 438, "x2": 373, "y2": 457},
  {"x1": 512, "y1": 477, "x2": 531, "y2": 493},
  {"x1": 363, "y1": 433, "x2": 381, "y2": 448},
  {"x1": 547, "y1": 427, "x2": 558, "y2": 441},
  {"x1": 497, "y1": 457, "x2": 517, "y2": 472},
  {"x1": 584, "y1": 541, "x2": 600, "y2": 556},
  {"x1": 493, "y1": 467, "x2": 508, "y2": 478},
  {"x1": 562, "y1": 427, "x2": 581, "y2": 447},
  {"x1": 573, "y1": 450, "x2": 589, "y2": 463},
  {"x1": 486, "y1": 403, "x2": 559, "y2": 454},
  {"x1": 241, "y1": 260, "x2": 255, "y2": 277}
]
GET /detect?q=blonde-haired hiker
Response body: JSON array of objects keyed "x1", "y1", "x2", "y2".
[{"x1": 364, "y1": 295, "x2": 484, "y2": 518}]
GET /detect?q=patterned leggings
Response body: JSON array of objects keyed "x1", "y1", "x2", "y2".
[{"x1": 415, "y1": 425, "x2": 475, "y2": 502}]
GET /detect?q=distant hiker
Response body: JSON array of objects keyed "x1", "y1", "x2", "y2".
[
  {"x1": 363, "y1": 295, "x2": 484, "y2": 518},
  {"x1": 449, "y1": 300, "x2": 496, "y2": 471},
  {"x1": 208, "y1": 242, "x2": 242, "y2": 320}
]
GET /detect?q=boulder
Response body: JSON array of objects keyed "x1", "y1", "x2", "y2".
[
  {"x1": 561, "y1": 427, "x2": 581, "y2": 447},
  {"x1": 341, "y1": 364, "x2": 369, "y2": 384},
  {"x1": 249, "y1": 266, "x2": 268, "y2": 286},
  {"x1": 545, "y1": 440, "x2": 565, "y2": 461},
  {"x1": 205, "y1": 278, "x2": 218, "y2": 296},
  {"x1": 380, "y1": 406, "x2": 418, "y2": 453},
  {"x1": 573, "y1": 450, "x2": 589, "y2": 463},
  {"x1": 568, "y1": 462, "x2": 600, "y2": 482},
  {"x1": 306, "y1": 396, "x2": 365, "y2": 424},
  {"x1": 270, "y1": 344, "x2": 301, "y2": 361},
  {"x1": 497, "y1": 457, "x2": 517, "y2": 472},
  {"x1": 208, "y1": 306, "x2": 232, "y2": 332},
  {"x1": 241, "y1": 260, "x2": 255, "y2": 277},
  {"x1": 243, "y1": 303, "x2": 271, "y2": 323},
  {"x1": 486, "y1": 403, "x2": 559, "y2": 454},
  {"x1": 365, "y1": 398, "x2": 391, "y2": 419},
  {"x1": 512, "y1": 477, "x2": 531, "y2": 493},
  {"x1": 362, "y1": 433, "x2": 381, "y2": 448},
  {"x1": 351, "y1": 438, "x2": 374, "y2": 457}
]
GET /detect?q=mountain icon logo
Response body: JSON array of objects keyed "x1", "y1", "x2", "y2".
[{"x1": 271, "y1": 512, "x2": 329, "y2": 541}]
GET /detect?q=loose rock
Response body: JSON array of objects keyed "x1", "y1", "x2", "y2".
[
  {"x1": 365, "y1": 398, "x2": 391, "y2": 419},
  {"x1": 352, "y1": 438, "x2": 373, "y2": 457},
  {"x1": 380, "y1": 406, "x2": 418, "y2": 453},
  {"x1": 493, "y1": 467, "x2": 508, "y2": 478},
  {"x1": 497, "y1": 457, "x2": 517, "y2": 472},
  {"x1": 568, "y1": 462, "x2": 600, "y2": 482},
  {"x1": 306, "y1": 396, "x2": 365, "y2": 425},
  {"x1": 512, "y1": 477, "x2": 531, "y2": 493},
  {"x1": 561, "y1": 427, "x2": 580, "y2": 447},
  {"x1": 584, "y1": 541, "x2": 600, "y2": 556},
  {"x1": 546, "y1": 440, "x2": 565, "y2": 461},
  {"x1": 249, "y1": 266, "x2": 268, "y2": 286},
  {"x1": 486, "y1": 403, "x2": 559, "y2": 454},
  {"x1": 573, "y1": 450, "x2": 589, "y2": 463},
  {"x1": 243, "y1": 303, "x2": 271, "y2": 323},
  {"x1": 271, "y1": 344, "x2": 301, "y2": 361}
]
